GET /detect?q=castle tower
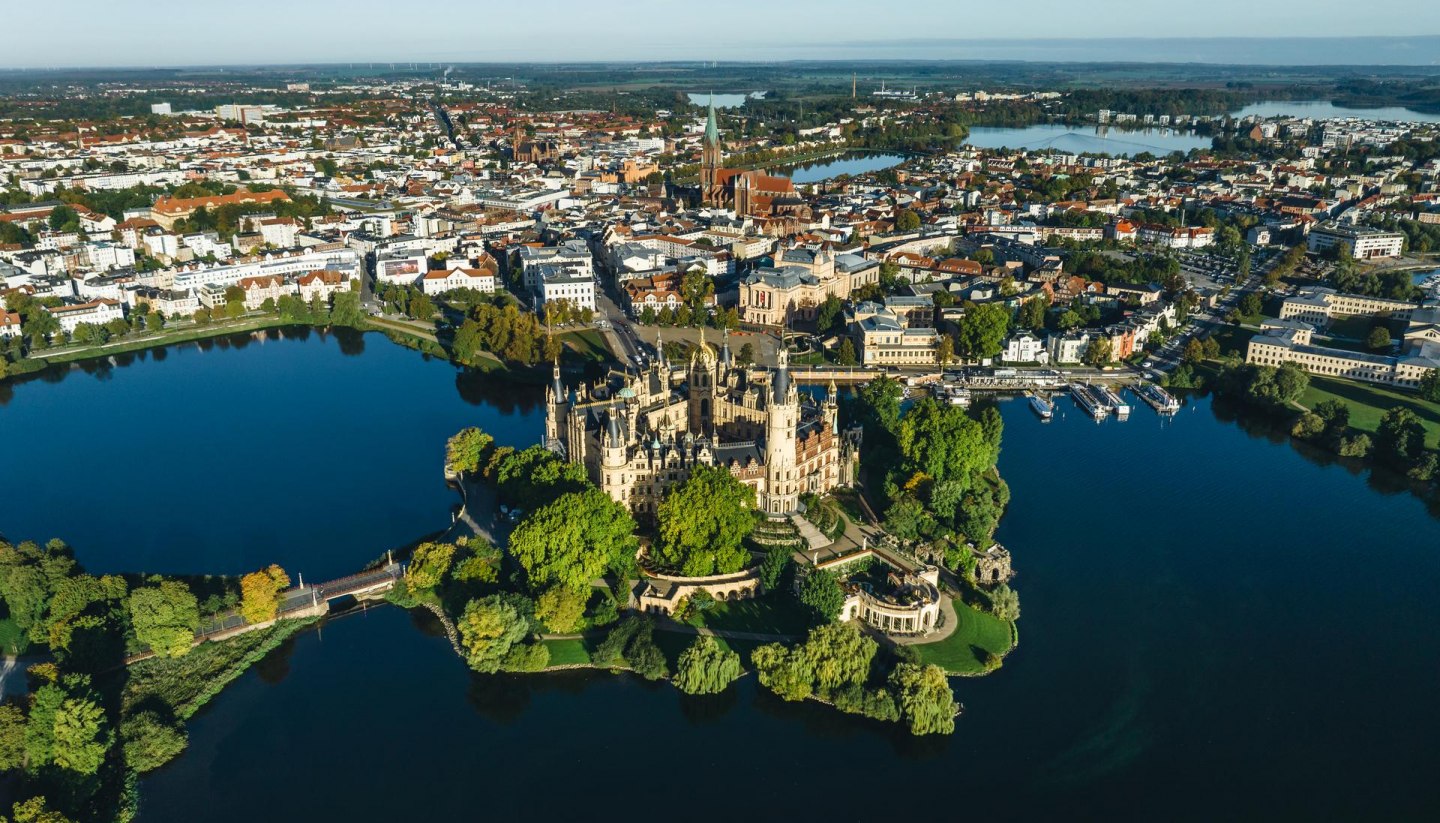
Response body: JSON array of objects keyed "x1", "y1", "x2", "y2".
[
  {"x1": 544, "y1": 359, "x2": 566, "y2": 450},
  {"x1": 601, "y1": 403, "x2": 628, "y2": 505},
  {"x1": 700, "y1": 95, "x2": 722, "y2": 207},
  {"x1": 688, "y1": 326, "x2": 719, "y2": 434},
  {"x1": 824, "y1": 379, "x2": 839, "y2": 433},
  {"x1": 763, "y1": 349, "x2": 800, "y2": 516}
]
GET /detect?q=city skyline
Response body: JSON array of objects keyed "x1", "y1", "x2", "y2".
[{"x1": 5, "y1": 0, "x2": 1440, "y2": 68}]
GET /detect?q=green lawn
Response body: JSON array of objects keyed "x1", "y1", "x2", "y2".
[
  {"x1": 913, "y1": 598, "x2": 1016, "y2": 676},
  {"x1": 542, "y1": 637, "x2": 595, "y2": 666},
  {"x1": 1208, "y1": 325, "x2": 1256, "y2": 359},
  {"x1": 1300, "y1": 376, "x2": 1440, "y2": 449},
  {"x1": 696, "y1": 594, "x2": 815, "y2": 636},
  {"x1": 557, "y1": 329, "x2": 612, "y2": 362}
]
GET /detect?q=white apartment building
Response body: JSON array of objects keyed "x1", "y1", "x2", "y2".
[
  {"x1": 422, "y1": 265, "x2": 497, "y2": 296},
  {"x1": 536, "y1": 268, "x2": 596, "y2": 311},
  {"x1": 1308, "y1": 223, "x2": 1405, "y2": 259},
  {"x1": 376, "y1": 249, "x2": 428, "y2": 287},
  {"x1": 520, "y1": 241, "x2": 593, "y2": 290},
  {"x1": 47, "y1": 299, "x2": 125, "y2": 333},
  {"x1": 1001, "y1": 332, "x2": 1049, "y2": 364}
]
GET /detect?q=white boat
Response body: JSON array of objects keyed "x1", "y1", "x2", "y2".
[
  {"x1": 1097, "y1": 385, "x2": 1131, "y2": 418},
  {"x1": 1071, "y1": 384, "x2": 1109, "y2": 421},
  {"x1": 1027, "y1": 392, "x2": 1054, "y2": 420},
  {"x1": 1134, "y1": 382, "x2": 1181, "y2": 413}
]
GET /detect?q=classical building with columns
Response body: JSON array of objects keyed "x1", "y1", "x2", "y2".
[{"x1": 544, "y1": 331, "x2": 859, "y2": 518}]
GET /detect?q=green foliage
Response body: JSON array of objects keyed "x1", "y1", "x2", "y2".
[
  {"x1": 759, "y1": 546, "x2": 793, "y2": 592},
  {"x1": 674, "y1": 635, "x2": 743, "y2": 695},
  {"x1": 452, "y1": 538, "x2": 503, "y2": 585},
  {"x1": 753, "y1": 622, "x2": 877, "y2": 702},
  {"x1": 489, "y1": 445, "x2": 589, "y2": 508},
  {"x1": 510, "y1": 488, "x2": 637, "y2": 592},
  {"x1": 622, "y1": 619, "x2": 667, "y2": 680},
  {"x1": 797, "y1": 569, "x2": 845, "y2": 623},
  {"x1": 989, "y1": 584, "x2": 1021, "y2": 621},
  {"x1": 954, "y1": 302, "x2": 1011, "y2": 361},
  {"x1": 534, "y1": 586, "x2": 587, "y2": 634},
  {"x1": 1214, "y1": 362, "x2": 1310, "y2": 412},
  {"x1": 897, "y1": 398, "x2": 999, "y2": 492},
  {"x1": 51, "y1": 695, "x2": 111, "y2": 775},
  {"x1": 119, "y1": 711, "x2": 187, "y2": 773},
  {"x1": 7, "y1": 796, "x2": 76, "y2": 823},
  {"x1": 1367, "y1": 326, "x2": 1392, "y2": 351},
  {"x1": 654, "y1": 465, "x2": 757, "y2": 576},
  {"x1": 0, "y1": 704, "x2": 24, "y2": 772},
  {"x1": 238, "y1": 565, "x2": 290, "y2": 625},
  {"x1": 592, "y1": 617, "x2": 643, "y2": 668},
  {"x1": 126, "y1": 581, "x2": 199, "y2": 659},
  {"x1": 405, "y1": 542, "x2": 456, "y2": 592},
  {"x1": 889, "y1": 663, "x2": 958, "y2": 735},
  {"x1": 1420, "y1": 370, "x2": 1440, "y2": 403},
  {"x1": 751, "y1": 643, "x2": 813, "y2": 701},
  {"x1": 445, "y1": 427, "x2": 493, "y2": 477},
  {"x1": 457, "y1": 595, "x2": 530, "y2": 673},
  {"x1": 1375, "y1": 407, "x2": 1428, "y2": 470}
]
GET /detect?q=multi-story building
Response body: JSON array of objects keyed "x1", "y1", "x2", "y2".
[
  {"x1": 737, "y1": 243, "x2": 879, "y2": 327},
  {"x1": 1307, "y1": 223, "x2": 1405, "y2": 259},
  {"x1": 1278, "y1": 287, "x2": 1419, "y2": 327},
  {"x1": 421, "y1": 256, "x2": 499, "y2": 296},
  {"x1": 519, "y1": 241, "x2": 592, "y2": 291},
  {"x1": 47, "y1": 299, "x2": 125, "y2": 333},
  {"x1": 0, "y1": 311, "x2": 21, "y2": 339},
  {"x1": 849, "y1": 301, "x2": 941, "y2": 367},
  {"x1": 1246, "y1": 326, "x2": 1439, "y2": 388}
]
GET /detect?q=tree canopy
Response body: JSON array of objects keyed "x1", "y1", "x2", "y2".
[
  {"x1": 126, "y1": 581, "x2": 199, "y2": 658},
  {"x1": 653, "y1": 465, "x2": 757, "y2": 576},
  {"x1": 674, "y1": 635, "x2": 743, "y2": 695},
  {"x1": 510, "y1": 488, "x2": 637, "y2": 591}
]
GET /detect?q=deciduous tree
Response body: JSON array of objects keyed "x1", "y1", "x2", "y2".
[
  {"x1": 674, "y1": 636, "x2": 743, "y2": 695},
  {"x1": 127, "y1": 581, "x2": 199, "y2": 658},
  {"x1": 457, "y1": 595, "x2": 529, "y2": 673},
  {"x1": 239, "y1": 565, "x2": 290, "y2": 625},
  {"x1": 510, "y1": 488, "x2": 637, "y2": 591},
  {"x1": 654, "y1": 465, "x2": 756, "y2": 576}
]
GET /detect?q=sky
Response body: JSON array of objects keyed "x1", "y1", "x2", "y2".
[{"x1": 4, "y1": 0, "x2": 1440, "y2": 67}]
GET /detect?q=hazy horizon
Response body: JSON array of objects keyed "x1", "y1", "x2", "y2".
[{"x1": 5, "y1": 0, "x2": 1440, "y2": 69}]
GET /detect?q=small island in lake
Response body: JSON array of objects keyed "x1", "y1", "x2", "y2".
[{"x1": 415, "y1": 342, "x2": 1021, "y2": 735}]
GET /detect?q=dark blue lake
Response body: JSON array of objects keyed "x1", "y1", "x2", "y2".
[
  {"x1": 4, "y1": 332, "x2": 1440, "y2": 820},
  {"x1": 0, "y1": 328, "x2": 542, "y2": 581}
]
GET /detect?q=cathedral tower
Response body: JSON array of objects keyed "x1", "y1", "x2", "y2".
[{"x1": 700, "y1": 95, "x2": 722, "y2": 207}]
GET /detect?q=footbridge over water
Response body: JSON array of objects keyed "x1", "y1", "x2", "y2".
[{"x1": 124, "y1": 562, "x2": 405, "y2": 664}]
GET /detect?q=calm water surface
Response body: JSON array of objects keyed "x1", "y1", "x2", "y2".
[
  {"x1": 965, "y1": 124, "x2": 1212, "y2": 156},
  {"x1": 776, "y1": 151, "x2": 906, "y2": 183},
  {"x1": 0, "y1": 328, "x2": 542, "y2": 580},
  {"x1": 1230, "y1": 100, "x2": 1440, "y2": 123},
  {"x1": 5, "y1": 334, "x2": 1440, "y2": 820}
]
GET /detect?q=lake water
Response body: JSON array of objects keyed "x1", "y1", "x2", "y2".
[
  {"x1": 775, "y1": 151, "x2": 907, "y2": 183},
  {"x1": 5, "y1": 335, "x2": 1440, "y2": 820},
  {"x1": 965, "y1": 124, "x2": 1213, "y2": 156},
  {"x1": 1230, "y1": 100, "x2": 1440, "y2": 123},
  {"x1": 0, "y1": 328, "x2": 542, "y2": 581},
  {"x1": 687, "y1": 92, "x2": 765, "y2": 109}
]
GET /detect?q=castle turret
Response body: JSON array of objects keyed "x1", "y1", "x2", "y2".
[
  {"x1": 824, "y1": 378, "x2": 839, "y2": 433},
  {"x1": 544, "y1": 359, "x2": 566, "y2": 450},
  {"x1": 764, "y1": 349, "x2": 800, "y2": 516}
]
